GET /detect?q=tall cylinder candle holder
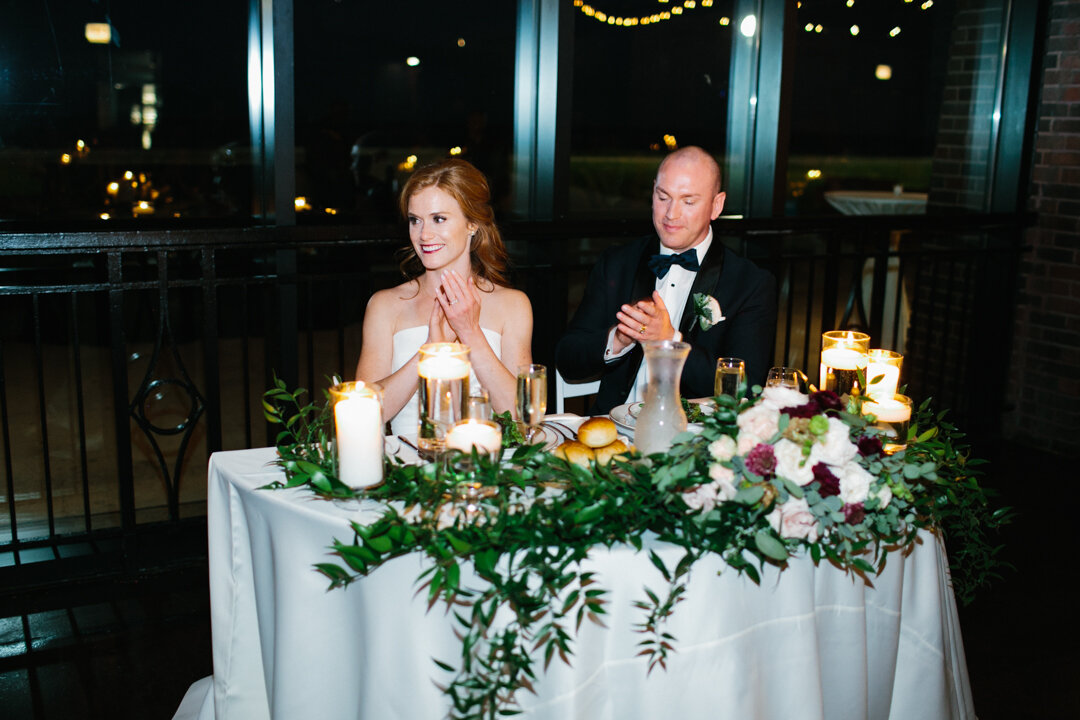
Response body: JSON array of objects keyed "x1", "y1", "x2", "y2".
[
  {"x1": 866, "y1": 349, "x2": 903, "y2": 401},
  {"x1": 329, "y1": 381, "x2": 384, "y2": 489},
  {"x1": 819, "y1": 330, "x2": 870, "y2": 396},
  {"x1": 417, "y1": 342, "x2": 471, "y2": 457},
  {"x1": 862, "y1": 394, "x2": 913, "y2": 455}
]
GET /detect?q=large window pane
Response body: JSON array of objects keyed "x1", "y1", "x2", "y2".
[
  {"x1": 569, "y1": 1, "x2": 736, "y2": 216},
  {"x1": 785, "y1": 0, "x2": 1007, "y2": 216},
  {"x1": 293, "y1": 1, "x2": 517, "y2": 222},
  {"x1": 0, "y1": 1, "x2": 250, "y2": 223}
]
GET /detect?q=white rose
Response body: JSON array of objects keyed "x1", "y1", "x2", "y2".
[
  {"x1": 870, "y1": 482, "x2": 892, "y2": 509},
  {"x1": 839, "y1": 462, "x2": 873, "y2": 505},
  {"x1": 708, "y1": 463, "x2": 738, "y2": 502},
  {"x1": 737, "y1": 404, "x2": 780, "y2": 441},
  {"x1": 773, "y1": 438, "x2": 815, "y2": 486},
  {"x1": 709, "y1": 435, "x2": 737, "y2": 462},
  {"x1": 761, "y1": 386, "x2": 810, "y2": 412},
  {"x1": 809, "y1": 417, "x2": 858, "y2": 468},
  {"x1": 767, "y1": 497, "x2": 819, "y2": 542}
]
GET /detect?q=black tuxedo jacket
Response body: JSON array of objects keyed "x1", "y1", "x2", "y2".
[{"x1": 555, "y1": 235, "x2": 777, "y2": 414}]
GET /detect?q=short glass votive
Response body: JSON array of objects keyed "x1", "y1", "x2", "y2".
[
  {"x1": 446, "y1": 418, "x2": 503, "y2": 458},
  {"x1": 417, "y1": 342, "x2": 471, "y2": 457},
  {"x1": 819, "y1": 330, "x2": 870, "y2": 396},
  {"x1": 862, "y1": 394, "x2": 913, "y2": 454},
  {"x1": 328, "y1": 381, "x2": 384, "y2": 489},
  {"x1": 866, "y1": 349, "x2": 903, "y2": 401}
]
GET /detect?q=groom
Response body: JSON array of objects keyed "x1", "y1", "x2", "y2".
[{"x1": 555, "y1": 146, "x2": 776, "y2": 414}]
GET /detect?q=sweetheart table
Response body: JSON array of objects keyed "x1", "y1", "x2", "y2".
[{"x1": 173, "y1": 440, "x2": 975, "y2": 720}]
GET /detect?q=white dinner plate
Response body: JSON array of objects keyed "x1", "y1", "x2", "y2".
[
  {"x1": 610, "y1": 399, "x2": 714, "y2": 432},
  {"x1": 609, "y1": 402, "x2": 642, "y2": 431}
]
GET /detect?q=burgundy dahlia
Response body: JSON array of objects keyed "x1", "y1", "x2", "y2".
[
  {"x1": 810, "y1": 390, "x2": 843, "y2": 412},
  {"x1": 812, "y1": 463, "x2": 841, "y2": 497},
  {"x1": 843, "y1": 503, "x2": 866, "y2": 525},
  {"x1": 745, "y1": 443, "x2": 777, "y2": 477},
  {"x1": 857, "y1": 435, "x2": 884, "y2": 458},
  {"x1": 781, "y1": 402, "x2": 819, "y2": 419}
]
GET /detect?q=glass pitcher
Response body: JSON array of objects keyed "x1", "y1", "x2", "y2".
[{"x1": 634, "y1": 340, "x2": 691, "y2": 456}]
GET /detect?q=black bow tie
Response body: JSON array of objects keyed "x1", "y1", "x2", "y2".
[{"x1": 648, "y1": 249, "x2": 700, "y2": 279}]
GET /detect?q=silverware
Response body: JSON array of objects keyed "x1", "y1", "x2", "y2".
[
  {"x1": 396, "y1": 435, "x2": 420, "y2": 453},
  {"x1": 542, "y1": 420, "x2": 575, "y2": 441}
]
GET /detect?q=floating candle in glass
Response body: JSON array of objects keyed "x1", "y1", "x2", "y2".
[
  {"x1": 329, "y1": 381, "x2": 384, "y2": 489},
  {"x1": 417, "y1": 342, "x2": 471, "y2": 457},
  {"x1": 819, "y1": 330, "x2": 870, "y2": 396},
  {"x1": 862, "y1": 394, "x2": 913, "y2": 454},
  {"x1": 446, "y1": 418, "x2": 503, "y2": 457},
  {"x1": 866, "y1": 349, "x2": 903, "y2": 401}
]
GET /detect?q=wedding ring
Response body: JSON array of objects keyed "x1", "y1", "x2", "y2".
[
  {"x1": 448, "y1": 298, "x2": 458, "y2": 305},
  {"x1": 639, "y1": 324, "x2": 646, "y2": 335}
]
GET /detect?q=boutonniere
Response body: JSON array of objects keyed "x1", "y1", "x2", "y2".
[{"x1": 692, "y1": 293, "x2": 725, "y2": 331}]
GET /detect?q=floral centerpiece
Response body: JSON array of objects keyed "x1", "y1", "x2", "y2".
[{"x1": 262, "y1": 378, "x2": 1008, "y2": 720}]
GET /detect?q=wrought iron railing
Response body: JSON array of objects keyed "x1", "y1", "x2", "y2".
[{"x1": 0, "y1": 213, "x2": 1027, "y2": 588}]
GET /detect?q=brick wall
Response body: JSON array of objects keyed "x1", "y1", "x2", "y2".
[{"x1": 1003, "y1": 0, "x2": 1080, "y2": 454}]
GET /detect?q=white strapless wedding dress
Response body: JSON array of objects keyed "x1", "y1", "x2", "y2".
[{"x1": 389, "y1": 326, "x2": 503, "y2": 436}]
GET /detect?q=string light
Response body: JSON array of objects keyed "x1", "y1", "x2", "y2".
[
  {"x1": 850, "y1": 25, "x2": 859, "y2": 36},
  {"x1": 889, "y1": 26, "x2": 901, "y2": 37},
  {"x1": 807, "y1": 169, "x2": 822, "y2": 179},
  {"x1": 575, "y1": 0, "x2": 711, "y2": 27}
]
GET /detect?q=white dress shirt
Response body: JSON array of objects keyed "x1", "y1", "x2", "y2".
[{"x1": 604, "y1": 229, "x2": 714, "y2": 403}]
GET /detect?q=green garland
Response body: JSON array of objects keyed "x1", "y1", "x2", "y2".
[{"x1": 262, "y1": 378, "x2": 1009, "y2": 720}]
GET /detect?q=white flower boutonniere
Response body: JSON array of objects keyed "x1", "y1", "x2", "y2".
[{"x1": 692, "y1": 293, "x2": 725, "y2": 331}]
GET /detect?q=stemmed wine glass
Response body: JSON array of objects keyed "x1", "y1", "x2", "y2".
[{"x1": 516, "y1": 364, "x2": 547, "y2": 444}]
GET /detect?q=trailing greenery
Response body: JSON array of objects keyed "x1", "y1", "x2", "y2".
[{"x1": 261, "y1": 381, "x2": 1009, "y2": 720}]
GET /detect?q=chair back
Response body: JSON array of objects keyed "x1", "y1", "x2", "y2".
[{"x1": 555, "y1": 370, "x2": 601, "y2": 414}]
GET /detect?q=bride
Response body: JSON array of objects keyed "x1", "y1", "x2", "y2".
[{"x1": 355, "y1": 159, "x2": 533, "y2": 434}]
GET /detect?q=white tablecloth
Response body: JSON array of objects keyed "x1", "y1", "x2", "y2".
[{"x1": 175, "y1": 445, "x2": 975, "y2": 720}]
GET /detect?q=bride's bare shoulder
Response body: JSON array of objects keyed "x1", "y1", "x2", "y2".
[
  {"x1": 368, "y1": 280, "x2": 422, "y2": 309},
  {"x1": 489, "y1": 285, "x2": 532, "y2": 316}
]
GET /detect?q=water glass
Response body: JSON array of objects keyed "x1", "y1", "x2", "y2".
[
  {"x1": 766, "y1": 366, "x2": 808, "y2": 392},
  {"x1": 467, "y1": 387, "x2": 492, "y2": 420},
  {"x1": 714, "y1": 358, "x2": 747, "y2": 398}
]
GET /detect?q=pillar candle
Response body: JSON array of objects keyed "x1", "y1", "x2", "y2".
[{"x1": 332, "y1": 383, "x2": 383, "y2": 488}]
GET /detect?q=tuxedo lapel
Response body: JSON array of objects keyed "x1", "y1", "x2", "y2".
[{"x1": 679, "y1": 242, "x2": 725, "y2": 338}]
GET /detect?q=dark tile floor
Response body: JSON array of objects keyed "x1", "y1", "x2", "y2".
[{"x1": 0, "y1": 439, "x2": 1075, "y2": 720}]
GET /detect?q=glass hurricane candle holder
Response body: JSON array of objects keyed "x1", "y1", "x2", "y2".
[
  {"x1": 819, "y1": 330, "x2": 870, "y2": 396},
  {"x1": 862, "y1": 393, "x2": 913, "y2": 454},
  {"x1": 446, "y1": 418, "x2": 503, "y2": 458},
  {"x1": 417, "y1": 342, "x2": 471, "y2": 457},
  {"x1": 866, "y1": 349, "x2": 903, "y2": 401},
  {"x1": 328, "y1": 381, "x2": 384, "y2": 489}
]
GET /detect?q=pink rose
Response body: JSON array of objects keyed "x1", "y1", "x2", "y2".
[
  {"x1": 737, "y1": 404, "x2": 780, "y2": 441},
  {"x1": 708, "y1": 463, "x2": 738, "y2": 502},
  {"x1": 767, "y1": 497, "x2": 819, "y2": 542},
  {"x1": 682, "y1": 483, "x2": 718, "y2": 512}
]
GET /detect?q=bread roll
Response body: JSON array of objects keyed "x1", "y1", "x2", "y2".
[
  {"x1": 593, "y1": 439, "x2": 630, "y2": 465},
  {"x1": 554, "y1": 440, "x2": 594, "y2": 467},
  {"x1": 577, "y1": 417, "x2": 617, "y2": 448}
]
